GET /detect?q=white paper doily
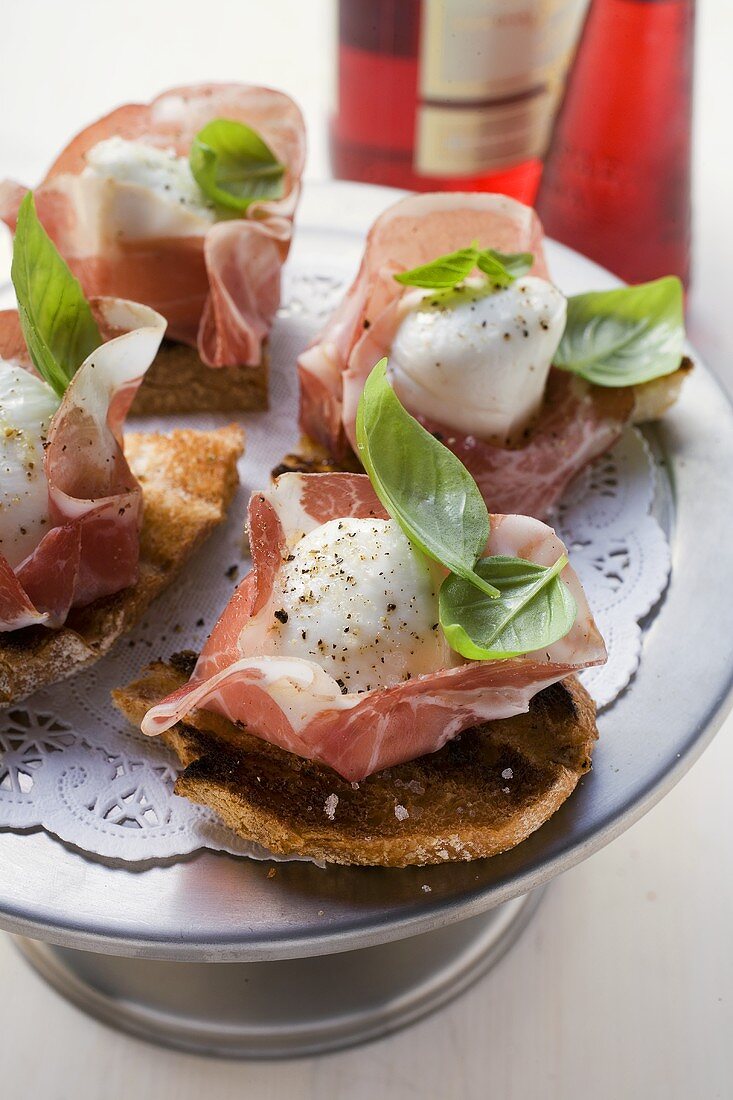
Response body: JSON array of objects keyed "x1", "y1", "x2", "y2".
[{"x1": 0, "y1": 261, "x2": 672, "y2": 862}]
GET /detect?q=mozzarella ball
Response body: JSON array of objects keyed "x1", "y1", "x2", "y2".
[
  {"x1": 83, "y1": 137, "x2": 216, "y2": 230},
  {"x1": 388, "y1": 276, "x2": 566, "y2": 444},
  {"x1": 0, "y1": 361, "x2": 58, "y2": 568},
  {"x1": 267, "y1": 517, "x2": 450, "y2": 692}
]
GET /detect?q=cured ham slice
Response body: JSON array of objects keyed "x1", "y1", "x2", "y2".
[
  {"x1": 0, "y1": 299, "x2": 166, "y2": 630},
  {"x1": 297, "y1": 192, "x2": 633, "y2": 519},
  {"x1": 0, "y1": 84, "x2": 306, "y2": 368},
  {"x1": 142, "y1": 472, "x2": 606, "y2": 782}
]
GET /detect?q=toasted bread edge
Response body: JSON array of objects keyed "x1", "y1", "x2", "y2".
[
  {"x1": 113, "y1": 662, "x2": 598, "y2": 867},
  {"x1": 131, "y1": 341, "x2": 268, "y2": 416},
  {"x1": 0, "y1": 425, "x2": 244, "y2": 706}
]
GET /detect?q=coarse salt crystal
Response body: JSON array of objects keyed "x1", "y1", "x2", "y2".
[
  {"x1": 324, "y1": 793, "x2": 339, "y2": 820},
  {"x1": 422, "y1": 884, "x2": 432, "y2": 893},
  {"x1": 501, "y1": 767, "x2": 514, "y2": 780},
  {"x1": 394, "y1": 803, "x2": 409, "y2": 821}
]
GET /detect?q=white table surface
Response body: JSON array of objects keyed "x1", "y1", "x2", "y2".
[{"x1": 1, "y1": 2, "x2": 731, "y2": 1097}]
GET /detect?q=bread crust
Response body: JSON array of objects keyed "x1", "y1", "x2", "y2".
[
  {"x1": 113, "y1": 661, "x2": 598, "y2": 867},
  {"x1": 630, "y1": 358, "x2": 693, "y2": 424},
  {"x1": 0, "y1": 426, "x2": 244, "y2": 706},
  {"x1": 131, "y1": 340, "x2": 268, "y2": 415}
]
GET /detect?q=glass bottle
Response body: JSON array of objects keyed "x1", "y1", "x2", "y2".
[
  {"x1": 331, "y1": 0, "x2": 590, "y2": 204},
  {"x1": 537, "y1": 0, "x2": 695, "y2": 285}
]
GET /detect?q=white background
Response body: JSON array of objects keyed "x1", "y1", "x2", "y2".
[{"x1": 1, "y1": 2, "x2": 732, "y2": 1097}]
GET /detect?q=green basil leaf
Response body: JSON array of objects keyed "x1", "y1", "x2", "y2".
[
  {"x1": 476, "y1": 249, "x2": 534, "y2": 287},
  {"x1": 356, "y1": 359, "x2": 500, "y2": 598},
  {"x1": 12, "y1": 192, "x2": 102, "y2": 398},
  {"x1": 439, "y1": 554, "x2": 577, "y2": 660},
  {"x1": 394, "y1": 245, "x2": 533, "y2": 291},
  {"x1": 393, "y1": 246, "x2": 480, "y2": 289},
  {"x1": 554, "y1": 276, "x2": 685, "y2": 388},
  {"x1": 189, "y1": 118, "x2": 285, "y2": 212}
]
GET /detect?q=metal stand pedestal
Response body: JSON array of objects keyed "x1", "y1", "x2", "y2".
[{"x1": 12, "y1": 889, "x2": 543, "y2": 1059}]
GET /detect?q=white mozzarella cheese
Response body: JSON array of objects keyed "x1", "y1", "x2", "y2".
[
  {"x1": 267, "y1": 516, "x2": 452, "y2": 692},
  {"x1": 0, "y1": 362, "x2": 59, "y2": 568},
  {"x1": 388, "y1": 276, "x2": 566, "y2": 444},
  {"x1": 82, "y1": 137, "x2": 216, "y2": 238}
]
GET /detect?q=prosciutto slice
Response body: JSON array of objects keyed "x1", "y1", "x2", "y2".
[
  {"x1": 142, "y1": 472, "x2": 606, "y2": 781},
  {"x1": 297, "y1": 192, "x2": 633, "y2": 519},
  {"x1": 0, "y1": 298, "x2": 166, "y2": 630},
  {"x1": 0, "y1": 84, "x2": 306, "y2": 368}
]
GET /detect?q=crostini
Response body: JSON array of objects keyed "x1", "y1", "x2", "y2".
[
  {"x1": 115, "y1": 360, "x2": 604, "y2": 866},
  {"x1": 291, "y1": 192, "x2": 691, "y2": 519},
  {"x1": 0, "y1": 195, "x2": 243, "y2": 704},
  {"x1": 0, "y1": 83, "x2": 306, "y2": 414}
]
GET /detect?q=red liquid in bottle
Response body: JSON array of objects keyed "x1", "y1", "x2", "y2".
[
  {"x1": 537, "y1": 0, "x2": 694, "y2": 285},
  {"x1": 331, "y1": 0, "x2": 588, "y2": 204}
]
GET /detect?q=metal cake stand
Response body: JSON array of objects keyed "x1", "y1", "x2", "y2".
[{"x1": 1, "y1": 183, "x2": 732, "y2": 1058}]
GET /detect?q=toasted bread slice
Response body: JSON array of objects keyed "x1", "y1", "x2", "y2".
[
  {"x1": 131, "y1": 340, "x2": 268, "y2": 415},
  {"x1": 272, "y1": 433, "x2": 362, "y2": 480},
  {"x1": 0, "y1": 426, "x2": 244, "y2": 706},
  {"x1": 630, "y1": 357, "x2": 693, "y2": 424},
  {"x1": 113, "y1": 660, "x2": 597, "y2": 867},
  {"x1": 276, "y1": 361, "x2": 693, "y2": 478}
]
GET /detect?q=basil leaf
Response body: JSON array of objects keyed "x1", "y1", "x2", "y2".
[
  {"x1": 356, "y1": 359, "x2": 499, "y2": 598},
  {"x1": 554, "y1": 276, "x2": 685, "y2": 388},
  {"x1": 477, "y1": 249, "x2": 533, "y2": 287},
  {"x1": 395, "y1": 245, "x2": 533, "y2": 291},
  {"x1": 393, "y1": 246, "x2": 480, "y2": 289},
  {"x1": 439, "y1": 555, "x2": 577, "y2": 660},
  {"x1": 189, "y1": 118, "x2": 285, "y2": 212},
  {"x1": 357, "y1": 360, "x2": 580, "y2": 659},
  {"x1": 12, "y1": 192, "x2": 102, "y2": 397}
]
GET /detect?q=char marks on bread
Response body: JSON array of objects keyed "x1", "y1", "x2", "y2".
[{"x1": 114, "y1": 661, "x2": 597, "y2": 866}]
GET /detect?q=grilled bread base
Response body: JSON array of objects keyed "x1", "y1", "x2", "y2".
[
  {"x1": 113, "y1": 661, "x2": 598, "y2": 867},
  {"x1": 131, "y1": 340, "x2": 268, "y2": 415},
  {"x1": 276, "y1": 362, "x2": 693, "y2": 478},
  {"x1": 629, "y1": 358, "x2": 692, "y2": 424},
  {"x1": 0, "y1": 426, "x2": 244, "y2": 706}
]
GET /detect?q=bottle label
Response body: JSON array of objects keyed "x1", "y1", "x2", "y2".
[{"x1": 415, "y1": 0, "x2": 590, "y2": 177}]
